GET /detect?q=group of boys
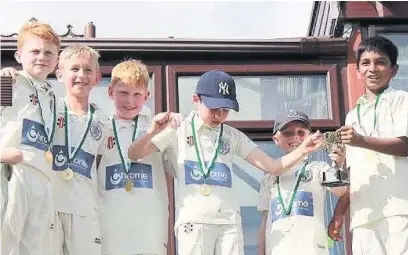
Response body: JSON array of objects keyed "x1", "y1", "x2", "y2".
[
  {"x1": 0, "y1": 20, "x2": 407, "y2": 255},
  {"x1": 0, "y1": 21, "x2": 169, "y2": 255}
]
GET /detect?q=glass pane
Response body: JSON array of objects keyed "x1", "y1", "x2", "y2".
[
  {"x1": 380, "y1": 33, "x2": 408, "y2": 92},
  {"x1": 177, "y1": 75, "x2": 331, "y2": 121},
  {"x1": 48, "y1": 76, "x2": 155, "y2": 117},
  {"x1": 232, "y1": 141, "x2": 345, "y2": 255}
]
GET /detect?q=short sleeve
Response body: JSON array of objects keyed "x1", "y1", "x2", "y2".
[
  {"x1": 151, "y1": 127, "x2": 178, "y2": 152},
  {"x1": 391, "y1": 92, "x2": 408, "y2": 138},
  {"x1": 235, "y1": 129, "x2": 257, "y2": 159}
]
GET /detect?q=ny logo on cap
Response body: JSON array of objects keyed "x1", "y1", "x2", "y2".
[
  {"x1": 218, "y1": 82, "x2": 229, "y2": 95},
  {"x1": 287, "y1": 110, "x2": 299, "y2": 117}
]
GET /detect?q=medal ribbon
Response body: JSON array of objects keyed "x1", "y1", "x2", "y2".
[
  {"x1": 112, "y1": 116, "x2": 139, "y2": 174},
  {"x1": 276, "y1": 161, "x2": 309, "y2": 216},
  {"x1": 356, "y1": 91, "x2": 383, "y2": 136},
  {"x1": 191, "y1": 115, "x2": 223, "y2": 178},
  {"x1": 64, "y1": 102, "x2": 94, "y2": 164},
  {"x1": 21, "y1": 75, "x2": 56, "y2": 150}
]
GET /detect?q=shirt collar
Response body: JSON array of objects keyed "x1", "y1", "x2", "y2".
[
  {"x1": 186, "y1": 110, "x2": 221, "y2": 132},
  {"x1": 356, "y1": 86, "x2": 395, "y2": 106}
]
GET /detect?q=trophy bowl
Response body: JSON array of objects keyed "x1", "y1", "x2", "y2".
[{"x1": 321, "y1": 131, "x2": 350, "y2": 187}]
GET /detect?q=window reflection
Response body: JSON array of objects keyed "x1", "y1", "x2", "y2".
[
  {"x1": 380, "y1": 33, "x2": 408, "y2": 92},
  {"x1": 177, "y1": 75, "x2": 330, "y2": 121}
]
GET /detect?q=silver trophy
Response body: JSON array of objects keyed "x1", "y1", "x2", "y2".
[{"x1": 321, "y1": 131, "x2": 350, "y2": 187}]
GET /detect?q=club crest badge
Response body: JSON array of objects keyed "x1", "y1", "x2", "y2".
[
  {"x1": 90, "y1": 122, "x2": 102, "y2": 141},
  {"x1": 295, "y1": 168, "x2": 313, "y2": 182},
  {"x1": 218, "y1": 138, "x2": 230, "y2": 155}
]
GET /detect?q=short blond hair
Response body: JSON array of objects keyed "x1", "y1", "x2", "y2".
[
  {"x1": 111, "y1": 59, "x2": 149, "y2": 89},
  {"x1": 58, "y1": 44, "x2": 100, "y2": 70},
  {"x1": 17, "y1": 21, "x2": 61, "y2": 50}
]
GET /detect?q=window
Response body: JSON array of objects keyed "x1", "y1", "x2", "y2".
[
  {"x1": 167, "y1": 64, "x2": 342, "y2": 130},
  {"x1": 368, "y1": 25, "x2": 408, "y2": 92}
]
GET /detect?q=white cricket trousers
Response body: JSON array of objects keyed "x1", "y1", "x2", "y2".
[
  {"x1": 54, "y1": 211, "x2": 102, "y2": 255},
  {"x1": 352, "y1": 215, "x2": 408, "y2": 255},
  {"x1": 1, "y1": 166, "x2": 54, "y2": 255},
  {"x1": 176, "y1": 223, "x2": 244, "y2": 255}
]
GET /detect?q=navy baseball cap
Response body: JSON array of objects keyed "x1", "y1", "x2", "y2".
[
  {"x1": 273, "y1": 110, "x2": 311, "y2": 135},
  {"x1": 195, "y1": 70, "x2": 239, "y2": 112}
]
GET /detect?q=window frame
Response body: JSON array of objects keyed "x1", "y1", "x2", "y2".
[
  {"x1": 166, "y1": 64, "x2": 342, "y2": 131},
  {"x1": 368, "y1": 24, "x2": 408, "y2": 37}
]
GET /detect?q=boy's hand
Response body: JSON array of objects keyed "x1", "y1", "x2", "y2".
[
  {"x1": 329, "y1": 145, "x2": 345, "y2": 166},
  {"x1": 299, "y1": 131, "x2": 324, "y2": 154},
  {"x1": 169, "y1": 113, "x2": 183, "y2": 129},
  {"x1": 328, "y1": 215, "x2": 344, "y2": 241},
  {"x1": 0, "y1": 67, "x2": 19, "y2": 83},
  {"x1": 1, "y1": 148, "x2": 23, "y2": 165},
  {"x1": 338, "y1": 126, "x2": 363, "y2": 147},
  {"x1": 149, "y1": 112, "x2": 181, "y2": 135}
]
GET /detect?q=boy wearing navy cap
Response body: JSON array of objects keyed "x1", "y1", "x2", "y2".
[{"x1": 128, "y1": 70, "x2": 324, "y2": 254}]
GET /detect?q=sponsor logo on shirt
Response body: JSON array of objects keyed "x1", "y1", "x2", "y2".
[
  {"x1": 29, "y1": 94, "x2": 38, "y2": 105},
  {"x1": 107, "y1": 136, "x2": 115, "y2": 150},
  {"x1": 186, "y1": 136, "x2": 194, "y2": 146},
  {"x1": 52, "y1": 145, "x2": 95, "y2": 179},
  {"x1": 21, "y1": 118, "x2": 48, "y2": 151},
  {"x1": 184, "y1": 160, "x2": 232, "y2": 188},
  {"x1": 57, "y1": 117, "x2": 65, "y2": 128},
  {"x1": 270, "y1": 191, "x2": 314, "y2": 222},
  {"x1": 105, "y1": 162, "x2": 153, "y2": 190}
]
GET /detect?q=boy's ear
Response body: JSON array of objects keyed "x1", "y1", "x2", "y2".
[
  {"x1": 108, "y1": 84, "x2": 114, "y2": 99},
  {"x1": 55, "y1": 69, "x2": 63, "y2": 83},
  {"x1": 391, "y1": 64, "x2": 399, "y2": 77},
  {"x1": 14, "y1": 51, "x2": 22, "y2": 64},
  {"x1": 192, "y1": 93, "x2": 200, "y2": 103},
  {"x1": 96, "y1": 72, "x2": 102, "y2": 85},
  {"x1": 272, "y1": 134, "x2": 280, "y2": 146}
]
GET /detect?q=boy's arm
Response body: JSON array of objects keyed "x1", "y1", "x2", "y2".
[
  {"x1": 339, "y1": 127, "x2": 408, "y2": 157},
  {"x1": 1, "y1": 148, "x2": 23, "y2": 165},
  {"x1": 328, "y1": 187, "x2": 350, "y2": 241},
  {"x1": 245, "y1": 132, "x2": 324, "y2": 176},
  {"x1": 339, "y1": 94, "x2": 408, "y2": 157},
  {"x1": 128, "y1": 112, "x2": 180, "y2": 161}
]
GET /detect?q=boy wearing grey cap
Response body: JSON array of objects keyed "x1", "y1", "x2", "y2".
[
  {"x1": 257, "y1": 110, "x2": 346, "y2": 255},
  {"x1": 128, "y1": 71, "x2": 325, "y2": 255}
]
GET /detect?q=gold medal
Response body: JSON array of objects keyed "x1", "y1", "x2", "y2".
[
  {"x1": 61, "y1": 168, "x2": 74, "y2": 181},
  {"x1": 125, "y1": 179, "x2": 133, "y2": 192},
  {"x1": 200, "y1": 184, "x2": 211, "y2": 196},
  {"x1": 44, "y1": 151, "x2": 53, "y2": 165}
]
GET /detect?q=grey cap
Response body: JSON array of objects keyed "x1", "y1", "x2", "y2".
[{"x1": 273, "y1": 110, "x2": 311, "y2": 135}]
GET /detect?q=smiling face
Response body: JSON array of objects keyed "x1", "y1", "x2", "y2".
[
  {"x1": 109, "y1": 81, "x2": 149, "y2": 120},
  {"x1": 56, "y1": 54, "x2": 100, "y2": 100},
  {"x1": 272, "y1": 121, "x2": 311, "y2": 153},
  {"x1": 357, "y1": 50, "x2": 398, "y2": 94},
  {"x1": 15, "y1": 35, "x2": 59, "y2": 81}
]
